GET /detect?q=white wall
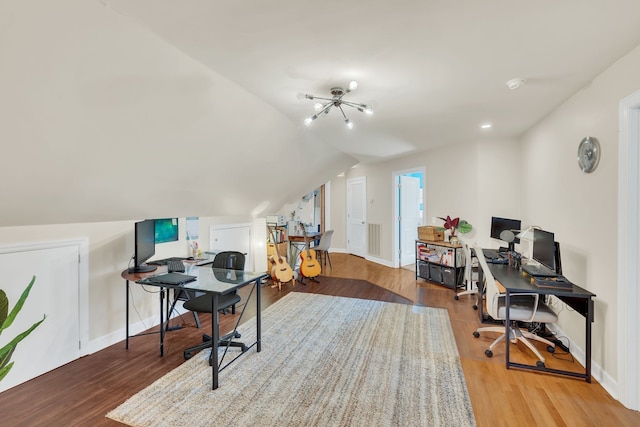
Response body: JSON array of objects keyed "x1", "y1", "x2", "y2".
[
  {"x1": 520, "y1": 44, "x2": 640, "y2": 384},
  {"x1": 0, "y1": 215, "x2": 254, "y2": 352}
]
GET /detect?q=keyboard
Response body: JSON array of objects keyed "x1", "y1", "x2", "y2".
[
  {"x1": 522, "y1": 264, "x2": 559, "y2": 277},
  {"x1": 167, "y1": 259, "x2": 185, "y2": 273},
  {"x1": 483, "y1": 249, "x2": 504, "y2": 260}
]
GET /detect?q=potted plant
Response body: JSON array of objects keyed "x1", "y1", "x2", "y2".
[{"x1": 438, "y1": 216, "x2": 472, "y2": 243}]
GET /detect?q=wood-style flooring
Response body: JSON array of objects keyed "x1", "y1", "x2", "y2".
[{"x1": 0, "y1": 253, "x2": 638, "y2": 426}]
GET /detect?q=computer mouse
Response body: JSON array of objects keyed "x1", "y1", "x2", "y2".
[{"x1": 187, "y1": 256, "x2": 195, "y2": 261}]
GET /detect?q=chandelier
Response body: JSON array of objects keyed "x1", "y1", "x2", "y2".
[{"x1": 299, "y1": 81, "x2": 373, "y2": 129}]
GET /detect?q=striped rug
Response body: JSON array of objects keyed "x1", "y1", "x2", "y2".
[{"x1": 107, "y1": 292, "x2": 476, "y2": 426}]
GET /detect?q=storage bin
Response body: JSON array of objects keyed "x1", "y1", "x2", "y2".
[
  {"x1": 442, "y1": 266, "x2": 458, "y2": 287},
  {"x1": 418, "y1": 261, "x2": 430, "y2": 279},
  {"x1": 429, "y1": 264, "x2": 442, "y2": 282},
  {"x1": 418, "y1": 226, "x2": 444, "y2": 241}
]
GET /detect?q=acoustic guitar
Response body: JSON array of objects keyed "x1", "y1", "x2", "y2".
[
  {"x1": 298, "y1": 223, "x2": 321, "y2": 278},
  {"x1": 270, "y1": 239, "x2": 293, "y2": 284}
]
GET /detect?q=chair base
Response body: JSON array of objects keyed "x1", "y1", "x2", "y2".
[
  {"x1": 473, "y1": 324, "x2": 556, "y2": 365},
  {"x1": 183, "y1": 331, "x2": 246, "y2": 364},
  {"x1": 454, "y1": 287, "x2": 479, "y2": 309}
]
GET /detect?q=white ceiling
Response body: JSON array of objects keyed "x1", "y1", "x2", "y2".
[{"x1": 105, "y1": 0, "x2": 640, "y2": 162}]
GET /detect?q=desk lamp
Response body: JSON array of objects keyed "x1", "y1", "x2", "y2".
[{"x1": 516, "y1": 226, "x2": 541, "y2": 260}]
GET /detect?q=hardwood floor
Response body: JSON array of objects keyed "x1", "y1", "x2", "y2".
[{"x1": 1, "y1": 254, "x2": 638, "y2": 426}]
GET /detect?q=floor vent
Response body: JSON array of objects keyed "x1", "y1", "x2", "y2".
[{"x1": 368, "y1": 223, "x2": 381, "y2": 256}]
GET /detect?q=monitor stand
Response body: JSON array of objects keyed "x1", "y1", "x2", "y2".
[{"x1": 127, "y1": 264, "x2": 157, "y2": 274}]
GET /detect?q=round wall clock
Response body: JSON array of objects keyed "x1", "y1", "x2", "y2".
[{"x1": 577, "y1": 136, "x2": 600, "y2": 173}]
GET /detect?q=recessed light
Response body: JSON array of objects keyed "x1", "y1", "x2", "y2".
[
  {"x1": 480, "y1": 123, "x2": 492, "y2": 129},
  {"x1": 506, "y1": 78, "x2": 526, "y2": 90}
]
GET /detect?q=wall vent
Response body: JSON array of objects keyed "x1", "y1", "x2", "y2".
[{"x1": 368, "y1": 223, "x2": 381, "y2": 256}]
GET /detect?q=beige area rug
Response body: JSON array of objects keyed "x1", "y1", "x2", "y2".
[{"x1": 107, "y1": 293, "x2": 476, "y2": 427}]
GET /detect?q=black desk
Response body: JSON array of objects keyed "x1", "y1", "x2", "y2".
[
  {"x1": 122, "y1": 265, "x2": 268, "y2": 389},
  {"x1": 479, "y1": 263, "x2": 596, "y2": 382}
]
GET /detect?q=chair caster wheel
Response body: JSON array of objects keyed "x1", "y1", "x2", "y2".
[
  {"x1": 485, "y1": 350, "x2": 493, "y2": 358},
  {"x1": 536, "y1": 361, "x2": 546, "y2": 368},
  {"x1": 184, "y1": 352, "x2": 192, "y2": 360},
  {"x1": 454, "y1": 295, "x2": 459, "y2": 300},
  {"x1": 240, "y1": 344, "x2": 248, "y2": 352},
  {"x1": 234, "y1": 331, "x2": 241, "y2": 339},
  {"x1": 472, "y1": 305, "x2": 478, "y2": 310},
  {"x1": 547, "y1": 345, "x2": 555, "y2": 353},
  {"x1": 473, "y1": 331, "x2": 480, "y2": 338}
]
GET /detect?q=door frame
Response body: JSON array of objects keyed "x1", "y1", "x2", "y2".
[
  {"x1": 617, "y1": 90, "x2": 640, "y2": 410},
  {"x1": 392, "y1": 167, "x2": 425, "y2": 268}
]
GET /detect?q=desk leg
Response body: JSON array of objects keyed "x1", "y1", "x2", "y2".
[
  {"x1": 257, "y1": 278, "x2": 262, "y2": 353},
  {"x1": 505, "y1": 291, "x2": 511, "y2": 370},
  {"x1": 125, "y1": 280, "x2": 130, "y2": 349},
  {"x1": 585, "y1": 298, "x2": 593, "y2": 383},
  {"x1": 211, "y1": 294, "x2": 220, "y2": 390},
  {"x1": 159, "y1": 288, "x2": 165, "y2": 357}
]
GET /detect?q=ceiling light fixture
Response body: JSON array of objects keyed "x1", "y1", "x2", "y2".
[
  {"x1": 299, "y1": 81, "x2": 373, "y2": 129},
  {"x1": 480, "y1": 123, "x2": 492, "y2": 129},
  {"x1": 506, "y1": 78, "x2": 526, "y2": 90}
]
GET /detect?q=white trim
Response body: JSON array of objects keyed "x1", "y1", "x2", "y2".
[
  {"x1": 0, "y1": 239, "x2": 90, "y2": 356},
  {"x1": 617, "y1": 90, "x2": 640, "y2": 410},
  {"x1": 392, "y1": 167, "x2": 426, "y2": 268}
]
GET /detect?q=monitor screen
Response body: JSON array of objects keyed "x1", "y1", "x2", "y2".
[
  {"x1": 532, "y1": 229, "x2": 555, "y2": 271},
  {"x1": 154, "y1": 218, "x2": 179, "y2": 244},
  {"x1": 490, "y1": 216, "x2": 522, "y2": 244},
  {"x1": 128, "y1": 219, "x2": 157, "y2": 273}
]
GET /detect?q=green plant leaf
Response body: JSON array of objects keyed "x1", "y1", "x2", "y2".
[
  {"x1": 0, "y1": 361, "x2": 14, "y2": 382},
  {"x1": 1, "y1": 276, "x2": 36, "y2": 331},
  {"x1": 0, "y1": 290, "x2": 7, "y2": 331},
  {"x1": 0, "y1": 315, "x2": 46, "y2": 365},
  {"x1": 458, "y1": 220, "x2": 473, "y2": 234},
  {"x1": 0, "y1": 344, "x2": 15, "y2": 370}
]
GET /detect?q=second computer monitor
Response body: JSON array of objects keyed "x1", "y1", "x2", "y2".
[
  {"x1": 532, "y1": 229, "x2": 556, "y2": 272},
  {"x1": 490, "y1": 216, "x2": 522, "y2": 245}
]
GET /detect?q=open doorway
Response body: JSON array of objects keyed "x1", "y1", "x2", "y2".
[{"x1": 393, "y1": 168, "x2": 425, "y2": 268}]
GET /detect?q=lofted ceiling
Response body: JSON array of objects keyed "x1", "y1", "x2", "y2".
[
  {"x1": 105, "y1": 0, "x2": 640, "y2": 162},
  {"x1": 3, "y1": 1, "x2": 640, "y2": 227}
]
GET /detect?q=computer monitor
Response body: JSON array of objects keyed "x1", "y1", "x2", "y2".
[
  {"x1": 154, "y1": 218, "x2": 179, "y2": 244},
  {"x1": 532, "y1": 229, "x2": 555, "y2": 271},
  {"x1": 128, "y1": 219, "x2": 157, "y2": 273},
  {"x1": 490, "y1": 216, "x2": 522, "y2": 245}
]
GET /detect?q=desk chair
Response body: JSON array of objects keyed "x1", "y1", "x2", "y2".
[
  {"x1": 183, "y1": 251, "x2": 246, "y2": 361},
  {"x1": 471, "y1": 243, "x2": 557, "y2": 367},
  {"x1": 313, "y1": 230, "x2": 334, "y2": 268},
  {"x1": 454, "y1": 242, "x2": 479, "y2": 309}
]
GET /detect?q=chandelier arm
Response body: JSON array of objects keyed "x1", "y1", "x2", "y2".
[
  {"x1": 341, "y1": 101, "x2": 369, "y2": 110},
  {"x1": 317, "y1": 103, "x2": 333, "y2": 116},
  {"x1": 306, "y1": 95, "x2": 334, "y2": 102},
  {"x1": 338, "y1": 105, "x2": 349, "y2": 120}
]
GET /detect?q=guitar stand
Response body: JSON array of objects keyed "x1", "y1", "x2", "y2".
[{"x1": 298, "y1": 276, "x2": 320, "y2": 285}]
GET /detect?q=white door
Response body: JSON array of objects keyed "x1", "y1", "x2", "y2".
[
  {"x1": 347, "y1": 177, "x2": 367, "y2": 257},
  {"x1": 209, "y1": 224, "x2": 252, "y2": 270},
  {"x1": 399, "y1": 175, "x2": 421, "y2": 266},
  {"x1": 0, "y1": 244, "x2": 80, "y2": 393}
]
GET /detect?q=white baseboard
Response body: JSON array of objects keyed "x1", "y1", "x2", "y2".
[{"x1": 550, "y1": 323, "x2": 617, "y2": 399}]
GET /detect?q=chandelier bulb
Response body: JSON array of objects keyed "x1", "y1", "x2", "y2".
[
  {"x1": 345, "y1": 119, "x2": 354, "y2": 129},
  {"x1": 348, "y1": 81, "x2": 358, "y2": 91},
  {"x1": 314, "y1": 103, "x2": 323, "y2": 112}
]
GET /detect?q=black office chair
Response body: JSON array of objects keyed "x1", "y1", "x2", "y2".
[{"x1": 183, "y1": 251, "x2": 246, "y2": 361}]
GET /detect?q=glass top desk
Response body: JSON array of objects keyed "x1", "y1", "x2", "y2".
[{"x1": 122, "y1": 265, "x2": 268, "y2": 389}]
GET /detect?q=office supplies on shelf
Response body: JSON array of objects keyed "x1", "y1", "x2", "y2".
[
  {"x1": 522, "y1": 263, "x2": 559, "y2": 277},
  {"x1": 167, "y1": 259, "x2": 185, "y2": 273},
  {"x1": 142, "y1": 273, "x2": 196, "y2": 286}
]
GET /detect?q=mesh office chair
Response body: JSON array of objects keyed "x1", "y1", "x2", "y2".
[
  {"x1": 183, "y1": 251, "x2": 246, "y2": 361},
  {"x1": 454, "y1": 242, "x2": 480, "y2": 309},
  {"x1": 313, "y1": 230, "x2": 334, "y2": 268},
  {"x1": 472, "y1": 243, "x2": 557, "y2": 367}
]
